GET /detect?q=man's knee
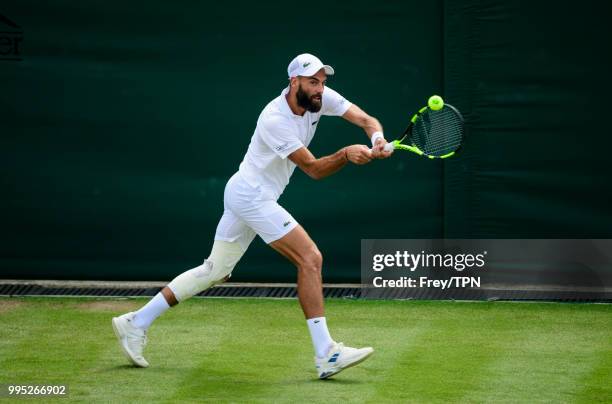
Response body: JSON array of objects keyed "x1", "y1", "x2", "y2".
[
  {"x1": 299, "y1": 247, "x2": 323, "y2": 274},
  {"x1": 167, "y1": 240, "x2": 246, "y2": 302}
]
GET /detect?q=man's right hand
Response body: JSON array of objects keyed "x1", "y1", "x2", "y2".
[{"x1": 345, "y1": 145, "x2": 373, "y2": 165}]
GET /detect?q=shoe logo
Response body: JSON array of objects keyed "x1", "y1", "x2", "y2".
[
  {"x1": 314, "y1": 320, "x2": 320, "y2": 323},
  {"x1": 328, "y1": 353, "x2": 340, "y2": 363},
  {"x1": 283, "y1": 221, "x2": 292, "y2": 227},
  {"x1": 312, "y1": 120, "x2": 318, "y2": 126}
]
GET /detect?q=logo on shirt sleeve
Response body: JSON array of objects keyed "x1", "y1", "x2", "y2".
[{"x1": 275, "y1": 143, "x2": 289, "y2": 152}]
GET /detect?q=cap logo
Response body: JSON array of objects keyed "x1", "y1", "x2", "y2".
[{"x1": 303, "y1": 62, "x2": 311, "y2": 68}]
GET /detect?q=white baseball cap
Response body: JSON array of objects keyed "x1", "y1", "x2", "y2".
[{"x1": 287, "y1": 53, "x2": 335, "y2": 78}]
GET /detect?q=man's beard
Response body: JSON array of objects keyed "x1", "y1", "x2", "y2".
[{"x1": 296, "y1": 85, "x2": 322, "y2": 113}]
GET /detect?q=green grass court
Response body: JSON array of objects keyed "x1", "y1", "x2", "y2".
[{"x1": 1, "y1": 297, "x2": 610, "y2": 403}]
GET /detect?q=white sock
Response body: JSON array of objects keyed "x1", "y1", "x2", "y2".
[
  {"x1": 132, "y1": 293, "x2": 170, "y2": 329},
  {"x1": 307, "y1": 317, "x2": 334, "y2": 358}
]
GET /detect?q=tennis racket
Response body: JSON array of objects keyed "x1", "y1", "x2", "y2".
[{"x1": 382, "y1": 100, "x2": 464, "y2": 159}]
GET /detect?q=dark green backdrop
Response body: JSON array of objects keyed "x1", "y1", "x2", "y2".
[{"x1": 1, "y1": 1, "x2": 610, "y2": 282}]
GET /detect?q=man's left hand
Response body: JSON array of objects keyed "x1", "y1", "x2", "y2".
[{"x1": 371, "y1": 138, "x2": 393, "y2": 159}]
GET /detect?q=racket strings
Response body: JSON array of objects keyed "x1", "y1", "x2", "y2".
[{"x1": 411, "y1": 107, "x2": 463, "y2": 156}]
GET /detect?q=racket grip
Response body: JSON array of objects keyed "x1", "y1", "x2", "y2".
[{"x1": 383, "y1": 143, "x2": 395, "y2": 152}]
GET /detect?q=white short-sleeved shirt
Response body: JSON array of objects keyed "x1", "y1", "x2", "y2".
[{"x1": 237, "y1": 86, "x2": 352, "y2": 199}]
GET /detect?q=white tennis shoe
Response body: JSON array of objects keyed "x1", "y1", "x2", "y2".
[
  {"x1": 112, "y1": 312, "x2": 149, "y2": 368},
  {"x1": 315, "y1": 342, "x2": 374, "y2": 379}
]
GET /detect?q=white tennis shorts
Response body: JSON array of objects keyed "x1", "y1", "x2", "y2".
[{"x1": 214, "y1": 172, "x2": 298, "y2": 250}]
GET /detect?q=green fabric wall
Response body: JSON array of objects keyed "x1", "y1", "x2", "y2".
[
  {"x1": 443, "y1": 1, "x2": 612, "y2": 238},
  {"x1": 1, "y1": 1, "x2": 442, "y2": 281},
  {"x1": 2, "y1": 1, "x2": 610, "y2": 282}
]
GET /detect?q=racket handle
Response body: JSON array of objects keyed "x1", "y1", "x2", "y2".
[{"x1": 383, "y1": 143, "x2": 395, "y2": 152}]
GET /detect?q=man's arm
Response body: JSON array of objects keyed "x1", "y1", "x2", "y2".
[
  {"x1": 289, "y1": 145, "x2": 373, "y2": 180},
  {"x1": 342, "y1": 104, "x2": 383, "y2": 138},
  {"x1": 342, "y1": 104, "x2": 391, "y2": 158}
]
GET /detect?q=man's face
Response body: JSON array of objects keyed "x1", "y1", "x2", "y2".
[{"x1": 295, "y1": 70, "x2": 327, "y2": 113}]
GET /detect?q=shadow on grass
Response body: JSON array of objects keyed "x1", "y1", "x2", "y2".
[
  {"x1": 310, "y1": 378, "x2": 367, "y2": 385},
  {"x1": 95, "y1": 364, "x2": 194, "y2": 375},
  {"x1": 95, "y1": 364, "x2": 371, "y2": 385},
  {"x1": 97, "y1": 364, "x2": 145, "y2": 371}
]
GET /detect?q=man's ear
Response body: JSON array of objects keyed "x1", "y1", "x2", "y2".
[{"x1": 289, "y1": 77, "x2": 299, "y2": 91}]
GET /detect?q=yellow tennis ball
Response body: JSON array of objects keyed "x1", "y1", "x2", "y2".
[{"x1": 428, "y1": 95, "x2": 444, "y2": 110}]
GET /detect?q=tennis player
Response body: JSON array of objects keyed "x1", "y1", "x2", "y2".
[{"x1": 113, "y1": 53, "x2": 392, "y2": 379}]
